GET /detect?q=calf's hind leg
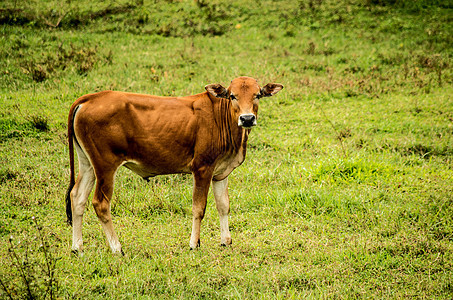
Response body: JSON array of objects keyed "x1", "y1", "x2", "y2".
[
  {"x1": 92, "y1": 170, "x2": 123, "y2": 254},
  {"x1": 70, "y1": 144, "x2": 96, "y2": 253}
]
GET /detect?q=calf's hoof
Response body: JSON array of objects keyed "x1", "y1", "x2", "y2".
[
  {"x1": 189, "y1": 239, "x2": 200, "y2": 250},
  {"x1": 71, "y1": 249, "x2": 84, "y2": 257},
  {"x1": 220, "y1": 237, "x2": 232, "y2": 247},
  {"x1": 111, "y1": 248, "x2": 124, "y2": 256}
]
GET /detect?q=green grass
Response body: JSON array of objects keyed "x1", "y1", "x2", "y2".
[{"x1": 1, "y1": 0, "x2": 452, "y2": 298}]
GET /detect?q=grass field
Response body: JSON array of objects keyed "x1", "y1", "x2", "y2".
[{"x1": 1, "y1": 0, "x2": 452, "y2": 298}]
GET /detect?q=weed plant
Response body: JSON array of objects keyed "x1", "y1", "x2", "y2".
[
  {"x1": 0, "y1": 217, "x2": 58, "y2": 299},
  {"x1": 0, "y1": 0, "x2": 452, "y2": 298}
]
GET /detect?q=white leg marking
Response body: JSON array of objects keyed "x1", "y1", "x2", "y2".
[
  {"x1": 212, "y1": 178, "x2": 232, "y2": 246},
  {"x1": 71, "y1": 142, "x2": 95, "y2": 252},
  {"x1": 101, "y1": 222, "x2": 123, "y2": 254},
  {"x1": 189, "y1": 219, "x2": 201, "y2": 250}
]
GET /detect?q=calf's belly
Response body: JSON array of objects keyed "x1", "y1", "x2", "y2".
[{"x1": 123, "y1": 160, "x2": 191, "y2": 179}]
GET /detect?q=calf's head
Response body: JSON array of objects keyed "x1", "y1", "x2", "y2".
[{"x1": 205, "y1": 77, "x2": 283, "y2": 129}]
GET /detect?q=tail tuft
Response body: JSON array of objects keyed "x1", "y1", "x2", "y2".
[{"x1": 65, "y1": 182, "x2": 74, "y2": 226}]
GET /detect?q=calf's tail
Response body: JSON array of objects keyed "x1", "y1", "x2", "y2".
[{"x1": 65, "y1": 105, "x2": 78, "y2": 226}]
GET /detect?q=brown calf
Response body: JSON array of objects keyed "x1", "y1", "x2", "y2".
[{"x1": 65, "y1": 76, "x2": 283, "y2": 253}]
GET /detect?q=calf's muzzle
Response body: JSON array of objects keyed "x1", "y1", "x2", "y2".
[{"x1": 238, "y1": 113, "x2": 257, "y2": 128}]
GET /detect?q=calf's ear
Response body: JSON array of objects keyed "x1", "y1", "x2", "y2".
[
  {"x1": 205, "y1": 84, "x2": 229, "y2": 99},
  {"x1": 260, "y1": 83, "x2": 284, "y2": 98}
]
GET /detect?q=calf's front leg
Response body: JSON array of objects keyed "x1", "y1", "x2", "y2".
[
  {"x1": 212, "y1": 177, "x2": 232, "y2": 246},
  {"x1": 189, "y1": 171, "x2": 212, "y2": 249}
]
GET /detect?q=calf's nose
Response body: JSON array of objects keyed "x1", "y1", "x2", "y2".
[{"x1": 238, "y1": 114, "x2": 257, "y2": 128}]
